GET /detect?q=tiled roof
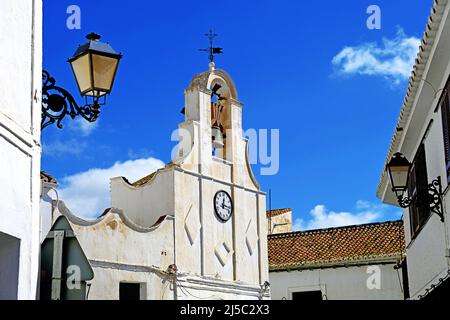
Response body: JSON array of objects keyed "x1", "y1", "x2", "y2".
[
  {"x1": 267, "y1": 208, "x2": 292, "y2": 218},
  {"x1": 268, "y1": 220, "x2": 405, "y2": 271},
  {"x1": 130, "y1": 162, "x2": 179, "y2": 187},
  {"x1": 40, "y1": 171, "x2": 58, "y2": 184}
]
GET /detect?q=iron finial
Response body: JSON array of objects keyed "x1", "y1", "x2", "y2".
[{"x1": 199, "y1": 29, "x2": 223, "y2": 63}]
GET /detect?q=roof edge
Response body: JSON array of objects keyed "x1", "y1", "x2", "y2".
[
  {"x1": 268, "y1": 219, "x2": 403, "y2": 239},
  {"x1": 54, "y1": 199, "x2": 173, "y2": 233},
  {"x1": 269, "y1": 254, "x2": 402, "y2": 272},
  {"x1": 377, "y1": 0, "x2": 449, "y2": 200},
  {"x1": 266, "y1": 208, "x2": 292, "y2": 218}
]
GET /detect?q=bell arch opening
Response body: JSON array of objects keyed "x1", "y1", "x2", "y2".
[{"x1": 210, "y1": 78, "x2": 233, "y2": 161}]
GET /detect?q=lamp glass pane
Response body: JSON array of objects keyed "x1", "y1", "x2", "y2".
[
  {"x1": 92, "y1": 53, "x2": 119, "y2": 94},
  {"x1": 70, "y1": 54, "x2": 92, "y2": 95},
  {"x1": 390, "y1": 165, "x2": 409, "y2": 188}
]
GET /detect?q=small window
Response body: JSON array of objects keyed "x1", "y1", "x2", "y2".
[
  {"x1": 292, "y1": 291, "x2": 323, "y2": 301},
  {"x1": 119, "y1": 282, "x2": 143, "y2": 300},
  {"x1": 408, "y1": 144, "x2": 430, "y2": 238}
]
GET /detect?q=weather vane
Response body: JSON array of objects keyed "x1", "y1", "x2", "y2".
[{"x1": 199, "y1": 30, "x2": 223, "y2": 63}]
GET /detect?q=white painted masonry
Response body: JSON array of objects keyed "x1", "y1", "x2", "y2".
[
  {"x1": 0, "y1": 0, "x2": 42, "y2": 299},
  {"x1": 270, "y1": 264, "x2": 404, "y2": 300}
]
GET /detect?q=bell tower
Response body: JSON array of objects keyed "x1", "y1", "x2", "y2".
[
  {"x1": 171, "y1": 61, "x2": 269, "y2": 299},
  {"x1": 176, "y1": 62, "x2": 244, "y2": 166}
]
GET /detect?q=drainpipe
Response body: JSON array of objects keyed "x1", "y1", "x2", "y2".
[{"x1": 171, "y1": 215, "x2": 177, "y2": 300}]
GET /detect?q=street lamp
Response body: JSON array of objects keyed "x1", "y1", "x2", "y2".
[
  {"x1": 386, "y1": 152, "x2": 412, "y2": 199},
  {"x1": 386, "y1": 152, "x2": 444, "y2": 222},
  {"x1": 42, "y1": 33, "x2": 122, "y2": 129}
]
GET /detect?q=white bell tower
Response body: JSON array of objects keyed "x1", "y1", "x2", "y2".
[
  {"x1": 171, "y1": 62, "x2": 269, "y2": 299},
  {"x1": 176, "y1": 62, "x2": 254, "y2": 180}
]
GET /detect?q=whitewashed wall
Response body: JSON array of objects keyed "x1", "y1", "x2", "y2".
[
  {"x1": 404, "y1": 99, "x2": 450, "y2": 298},
  {"x1": 270, "y1": 264, "x2": 404, "y2": 300},
  {"x1": 0, "y1": 0, "x2": 42, "y2": 299},
  {"x1": 49, "y1": 203, "x2": 177, "y2": 300},
  {"x1": 111, "y1": 169, "x2": 175, "y2": 228},
  {"x1": 268, "y1": 210, "x2": 292, "y2": 235}
]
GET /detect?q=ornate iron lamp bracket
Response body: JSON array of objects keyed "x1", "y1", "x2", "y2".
[
  {"x1": 41, "y1": 70, "x2": 103, "y2": 130},
  {"x1": 397, "y1": 177, "x2": 445, "y2": 222}
]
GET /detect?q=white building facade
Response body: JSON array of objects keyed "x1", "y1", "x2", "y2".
[
  {"x1": 0, "y1": 0, "x2": 42, "y2": 299},
  {"x1": 268, "y1": 221, "x2": 406, "y2": 300},
  {"x1": 42, "y1": 64, "x2": 270, "y2": 300},
  {"x1": 270, "y1": 265, "x2": 404, "y2": 300},
  {"x1": 377, "y1": 0, "x2": 450, "y2": 300}
]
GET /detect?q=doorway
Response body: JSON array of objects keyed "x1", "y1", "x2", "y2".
[{"x1": 0, "y1": 231, "x2": 20, "y2": 300}]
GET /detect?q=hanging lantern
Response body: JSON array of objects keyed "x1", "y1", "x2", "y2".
[
  {"x1": 68, "y1": 33, "x2": 122, "y2": 99},
  {"x1": 386, "y1": 152, "x2": 411, "y2": 198}
]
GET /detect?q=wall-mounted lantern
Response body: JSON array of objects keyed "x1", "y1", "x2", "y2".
[
  {"x1": 42, "y1": 33, "x2": 122, "y2": 129},
  {"x1": 386, "y1": 152, "x2": 444, "y2": 222}
]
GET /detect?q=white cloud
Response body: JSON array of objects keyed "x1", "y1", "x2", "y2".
[
  {"x1": 332, "y1": 28, "x2": 420, "y2": 84},
  {"x1": 58, "y1": 157, "x2": 165, "y2": 218},
  {"x1": 43, "y1": 119, "x2": 98, "y2": 157},
  {"x1": 43, "y1": 139, "x2": 87, "y2": 157},
  {"x1": 68, "y1": 118, "x2": 99, "y2": 137},
  {"x1": 293, "y1": 200, "x2": 400, "y2": 231},
  {"x1": 127, "y1": 148, "x2": 154, "y2": 160}
]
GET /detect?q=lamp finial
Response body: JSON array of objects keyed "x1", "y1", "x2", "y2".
[{"x1": 86, "y1": 32, "x2": 101, "y2": 41}]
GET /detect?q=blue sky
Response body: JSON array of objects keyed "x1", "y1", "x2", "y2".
[{"x1": 42, "y1": 0, "x2": 432, "y2": 228}]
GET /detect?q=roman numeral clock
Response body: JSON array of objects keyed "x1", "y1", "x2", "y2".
[{"x1": 214, "y1": 190, "x2": 233, "y2": 222}]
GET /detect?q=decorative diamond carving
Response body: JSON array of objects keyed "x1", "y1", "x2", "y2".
[
  {"x1": 214, "y1": 240, "x2": 233, "y2": 267},
  {"x1": 184, "y1": 205, "x2": 201, "y2": 245},
  {"x1": 245, "y1": 219, "x2": 259, "y2": 256}
]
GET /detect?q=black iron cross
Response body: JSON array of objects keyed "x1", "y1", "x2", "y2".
[{"x1": 199, "y1": 30, "x2": 223, "y2": 62}]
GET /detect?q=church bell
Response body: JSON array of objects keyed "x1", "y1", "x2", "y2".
[{"x1": 212, "y1": 126, "x2": 224, "y2": 149}]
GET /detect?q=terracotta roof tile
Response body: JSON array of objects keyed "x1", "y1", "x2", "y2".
[
  {"x1": 130, "y1": 162, "x2": 179, "y2": 187},
  {"x1": 131, "y1": 172, "x2": 157, "y2": 187},
  {"x1": 40, "y1": 171, "x2": 58, "y2": 184},
  {"x1": 267, "y1": 208, "x2": 292, "y2": 218},
  {"x1": 268, "y1": 220, "x2": 405, "y2": 271}
]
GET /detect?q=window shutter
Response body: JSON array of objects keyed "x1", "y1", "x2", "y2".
[
  {"x1": 408, "y1": 162, "x2": 419, "y2": 235},
  {"x1": 441, "y1": 89, "x2": 450, "y2": 183},
  {"x1": 401, "y1": 259, "x2": 410, "y2": 300},
  {"x1": 415, "y1": 145, "x2": 429, "y2": 226},
  {"x1": 408, "y1": 144, "x2": 429, "y2": 237}
]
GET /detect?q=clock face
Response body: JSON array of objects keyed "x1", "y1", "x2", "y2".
[{"x1": 214, "y1": 190, "x2": 233, "y2": 222}]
